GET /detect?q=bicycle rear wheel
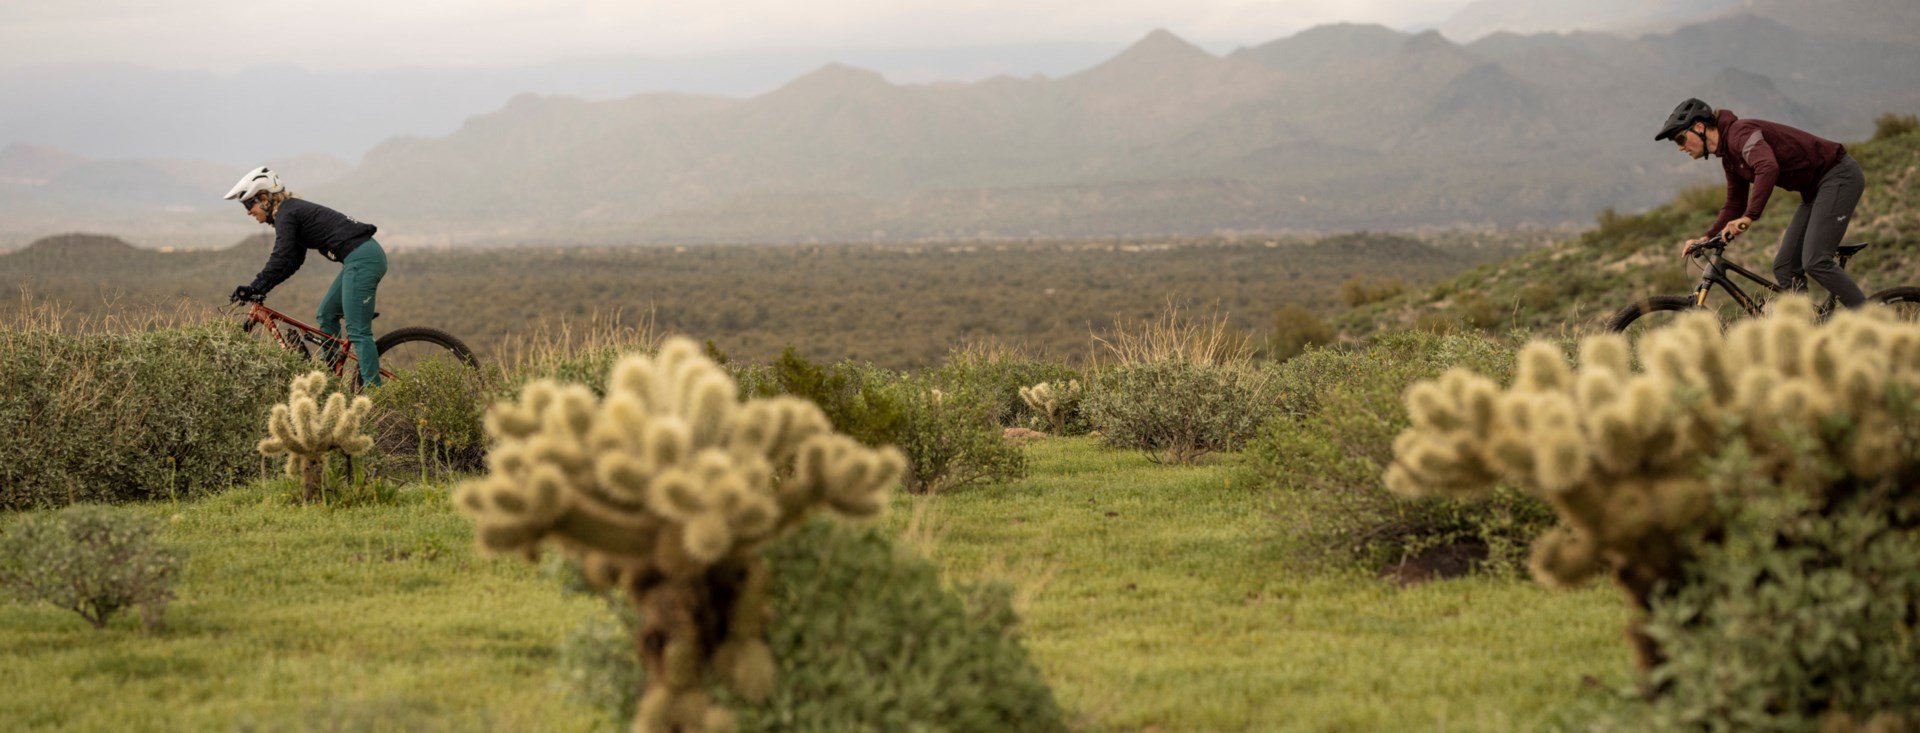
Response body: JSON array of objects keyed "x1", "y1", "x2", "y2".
[{"x1": 375, "y1": 327, "x2": 478, "y2": 373}]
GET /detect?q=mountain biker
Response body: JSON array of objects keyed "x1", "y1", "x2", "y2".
[
  {"x1": 1656, "y1": 98, "x2": 1866, "y2": 308},
  {"x1": 225, "y1": 166, "x2": 389, "y2": 386}
]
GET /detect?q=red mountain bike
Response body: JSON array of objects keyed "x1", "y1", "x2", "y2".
[{"x1": 230, "y1": 298, "x2": 477, "y2": 384}]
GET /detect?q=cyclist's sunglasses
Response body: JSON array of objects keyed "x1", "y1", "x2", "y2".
[{"x1": 240, "y1": 195, "x2": 260, "y2": 211}]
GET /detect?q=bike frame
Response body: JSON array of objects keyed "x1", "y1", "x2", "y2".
[
  {"x1": 237, "y1": 301, "x2": 396, "y2": 381},
  {"x1": 1687, "y1": 239, "x2": 1845, "y2": 317}
]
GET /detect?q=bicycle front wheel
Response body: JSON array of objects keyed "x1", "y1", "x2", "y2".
[
  {"x1": 1869, "y1": 286, "x2": 1920, "y2": 322},
  {"x1": 1605, "y1": 295, "x2": 1700, "y2": 334}
]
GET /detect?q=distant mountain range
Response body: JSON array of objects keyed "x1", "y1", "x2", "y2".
[{"x1": 4, "y1": 2, "x2": 1918, "y2": 249}]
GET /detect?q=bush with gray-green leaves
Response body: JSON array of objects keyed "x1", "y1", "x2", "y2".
[
  {"x1": 558, "y1": 518, "x2": 1067, "y2": 733},
  {"x1": 0, "y1": 326, "x2": 304, "y2": 509},
  {"x1": 0, "y1": 504, "x2": 184, "y2": 630},
  {"x1": 1084, "y1": 358, "x2": 1282, "y2": 464}
]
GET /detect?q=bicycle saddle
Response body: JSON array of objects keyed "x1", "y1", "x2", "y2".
[{"x1": 1838, "y1": 243, "x2": 1868, "y2": 257}]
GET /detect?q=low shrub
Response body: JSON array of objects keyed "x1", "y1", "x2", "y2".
[
  {"x1": 890, "y1": 378, "x2": 1028, "y2": 493},
  {"x1": 744, "y1": 350, "x2": 1026, "y2": 493},
  {"x1": 1084, "y1": 358, "x2": 1281, "y2": 464},
  {"x1": 744, "y1": 347, "x2": 907, "y2": 448},
  {"x1": 558, "y1": 518, "x2": 1067, "y2": 733},
  {"x1": 367, "y1": 357, "x2": 492, "y2": 480},
  {"x1": 1250, "y1": 330, "x2": 1552, "y2": 574},
  {"x1": 0, "y1": 504, "x2": 185, "y2": 630},
  {"x1": 1338, "y1": 275, "x2": 1408, "y2": 308},
  {"x1": 1872, "y1": 111, "x2": 1919, "y2": 141},
  {"x1": 1268, "y1": 304, "x2": 1335, "y2": 362},
  {"x1": 934, "y1": 348, "x2": 1082, "y2": 429},
  {"x1": 0, "y1": 326, "x2": 305, "y2": 509}
]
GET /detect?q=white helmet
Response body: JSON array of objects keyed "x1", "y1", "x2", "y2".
[{"x1": 223, "y1": 166, "x2": 283, "y2": 201}]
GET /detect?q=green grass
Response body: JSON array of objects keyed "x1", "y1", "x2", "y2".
[
  {"x1": 0, "y1": 480, "x2": 607, "y2": 732},
  {"x1": 1, "y1": 441, "x2": 1629, "y2": 732},
  {"x1": 887, "y1": 438, "x2": 1629, "y2": 732}
]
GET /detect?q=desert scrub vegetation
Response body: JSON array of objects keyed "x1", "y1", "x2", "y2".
[
  {"x1": 366, "y1": 356, "x2": 492, "y2": 480},
  {"x1": 1249, "y1": 330, "x2": 1552, "y2": 576},
  {"x1": 560, "y1": 518, "x2": 1066, "y2": 732},
  {"x1": 1266, "y1": 304, "x2": 1334, "y2": 362},
  {"x1": 0, "y1": 504, "x2": 183, "y2": 631},
  {"x1": 0, "y1": 322, "x2": 304, "y2": 509},
  {"x1": 890, "y1": 377, "x2": 1027, "y2": 493},
  {"x1": 1084, "y1": 306, "x2": 1281, "y2": 464},
  {"x1": 456, "y1": 337, "x2": 912, "y2": 732},
  {"x1": 1388, "y1": 299, "x2": 1920, "y2": 724},
  {"x1": 737, "y1": 348, "x2": 1027, "y2": 494},
  {"x1": 1018, "y1": 378, "x2": 1084, "y2": 435},
  {"x1": 934, "y1": 340, "x2": 1084, "y2": 431}
]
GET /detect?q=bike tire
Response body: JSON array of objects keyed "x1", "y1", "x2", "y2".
[
  {"x1": 375, "y1": 327, "x2": 479, "y2": 367},
  {"x1": 1869, "y1": 286, "x2": 1920, "y2": 305},
  {"x1": 1605, "y1": 295, "x2": 1699, "y2": 332}
]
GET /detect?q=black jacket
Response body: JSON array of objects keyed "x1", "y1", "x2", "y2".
[{"x1": 247, "y1": 198, "x2": 378, "y2": 293}]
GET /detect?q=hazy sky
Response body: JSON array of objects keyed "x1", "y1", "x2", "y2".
[{"x1": 0, "y1": 0, "x2": 1478, "y2": 72}]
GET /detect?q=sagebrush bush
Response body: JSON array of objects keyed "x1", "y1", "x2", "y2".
[
  {"x1": 0, "y1": 325, "x2": 305, "y2": 509},
  {"x1": 1387, "y1": 298, "x2": 1920, "y2": 677},
  {"x1": 890, "y1": 378, "x2": 1028, "y2": 493},
  {"x1": 0, "y1": 504, "x2": 184, "y2": 630},
  {"x1": 559, "y1": 518, "x2": 1067, "y2": 733},
  {"x1": 367, "y1": 357, "x2": 492, "y2": 479},
  {"x1": 1084, "y1": 358, "x2": 1281, "y2": 464},
  {"x1": 456, "y1": 337, "x2": 906, "y2": 732},
  {"x1": 1249, "y1": 330, "x2": 1551, "y2": 574}
]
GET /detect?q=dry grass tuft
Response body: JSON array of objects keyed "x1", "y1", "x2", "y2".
[
  {"x1": 491, "y1": 307, "x2": 658, "y2": 371},
  {"x1": 1090, "y1": 300, "x2": 1256, "y2": 368}
]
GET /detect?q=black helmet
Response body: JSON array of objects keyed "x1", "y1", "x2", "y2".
[{"x1": 1655, "y1": 98, "x2": 1715, "y2": 141}]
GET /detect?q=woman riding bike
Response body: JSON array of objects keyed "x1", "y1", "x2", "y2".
[
  {"x1": 225, "y1": 166, "x2": 390, "y2": 387},
  {"x1": 1655, "y1": 98, "x2": 1867, "y2": 309}
]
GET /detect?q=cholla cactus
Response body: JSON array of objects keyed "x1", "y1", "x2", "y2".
[
  {"x1": 1386, "y1": 298, "x2": 1920, "y2": 670},
  {"x1": 257, "y1": 371, "x2": 374, "y2": 502},
  {"x1": 455, "y1": 337, "x2": 906, "y2": 733},
  {"x1": 1019, "y1": 379, "x2": 1081, "y2": 434}
]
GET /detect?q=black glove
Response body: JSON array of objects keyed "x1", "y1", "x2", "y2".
[{"x1": 229, "y1": 285, "x2": 263, "y2": 303}]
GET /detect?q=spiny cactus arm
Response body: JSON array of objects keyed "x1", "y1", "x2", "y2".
[
  {"x1": 1514, "y1": 342, "x2": 1575, "y2": 393},
  {"x1": 729, "y1": 397, "x2": 831, "y2": 467},
  {"x1": 455, "y1": 466, "x2": 573, "y2": 554},
  {"x1": 1528, "y1": 527, "x2": 1602, "y2": 588},
  {"x1": 787, "y1": 435, "x2": 904, "y2": 519}
]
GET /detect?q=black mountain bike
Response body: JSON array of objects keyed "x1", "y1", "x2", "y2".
[{"x1": 1607, "y1": 235, "x2": 1920, "y2": 332}]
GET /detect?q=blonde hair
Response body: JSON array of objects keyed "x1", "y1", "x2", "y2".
[{"x1": 258, "y1": 190, "x2": 297, "y2": 219}]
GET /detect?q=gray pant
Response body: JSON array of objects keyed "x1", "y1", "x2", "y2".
[{"x1": 1772, "y1": 155, "x2": 1866, "y2": 308}]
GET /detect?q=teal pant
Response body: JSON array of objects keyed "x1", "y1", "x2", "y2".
[{"x1": 317, "y1": 239, "x2": 388, "y2": 386}]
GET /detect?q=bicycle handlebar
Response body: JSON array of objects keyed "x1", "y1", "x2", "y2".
[{"x1": 1684, "y1": 234, "x2": 1729, "y2": 258}]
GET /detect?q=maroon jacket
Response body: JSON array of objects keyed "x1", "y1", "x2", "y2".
[{"x1": 1705, "y1": 109, "x2": 1848, "y2": 239}]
